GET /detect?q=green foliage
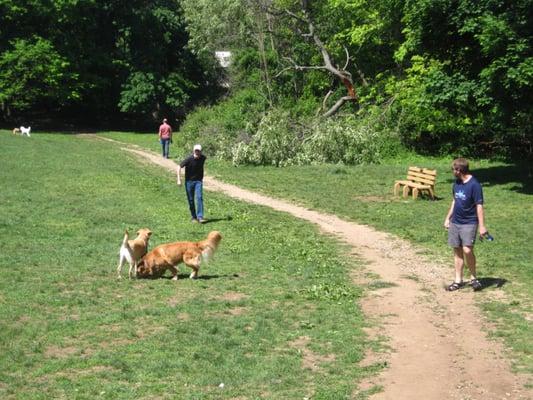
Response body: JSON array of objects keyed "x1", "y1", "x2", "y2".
[
  {"x1": 382, "y1": 56, "x2": 483, "y2": 154},
  {"x1": 0, "y1": 0, "x2": 216, "y2": 123},
  {"x1": 232, "y1": 109, "x2": 304, "y2": 166},
  {"x1": 118, "y1": 72, "x2": 157, "y2": 114},
  {"x1": 118, "y1": 71, "x2": 195, "y2": 115},
  {"x1": 176, "y1": 88, "x2": 268, "y2": 158},
  {"x1": 0, "y1": 36, "x2": 79, "y2": 115},
  {"x1": 232, "y1": 108, "x2": 402, "y2": 166},
  {"x1": 299, "y1": 113, "x2": 402, "y2": 164},
  {"x1": 395, "y1": 0, "x2": 533, "y2": 157},
  {"x1": 1, "y1": 0, "x2": 531, "y2": 158},
  {"x1": 182, "y1": 0, "x2": 252, "y2": 56}
]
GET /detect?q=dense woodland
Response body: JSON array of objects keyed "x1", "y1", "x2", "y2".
[{"x1": 1, "y1": 0, "x2": 532, "y2": 161}]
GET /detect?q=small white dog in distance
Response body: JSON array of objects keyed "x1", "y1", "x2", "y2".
[
  {"x1": 117, "y1": 228, "x2": 152, "y2": 279},
  {"x1": 12, "y1": 126, "x2": 31, "y2": 136},
  {"x1": 20, "y1": 126, "x2": 31, "y2": 136}
]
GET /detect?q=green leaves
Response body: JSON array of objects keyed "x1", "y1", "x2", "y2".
[
  {"x1": 118, "y1": 71, "x2": 195, "y2": 114},
  {"x1": 0, "y1": 36, "x2": 80, "y2": 113},
  {"x1": 118, "y1": 72, "x2": 157, "y2": 114}
]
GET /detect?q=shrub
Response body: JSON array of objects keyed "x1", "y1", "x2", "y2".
[
  {"x1": 299, "y1": 114, "x2": 401, "y2": 164},
  {"x1": 232, "y1": 107, "x2": 402, "y2": 166},
  {"x1": 232, "y1": 109, "x2": 304, "y2": 166},
  {"x1": 176, "y1": 88, "x2": 267, "y2": 157}
]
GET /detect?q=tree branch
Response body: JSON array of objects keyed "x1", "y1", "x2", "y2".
[
  {"x1": 269, "y1": 0, "x2": 358, "y2": 117},
  {"x1": 323, "y1": 96, "x2": 357, "y2": 117}
]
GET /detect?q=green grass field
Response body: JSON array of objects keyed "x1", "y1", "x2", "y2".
[
  {"x1": 98, "y1": 131, "x2": 533, "y2": 377},
  {"x1": 1, "y1": 130, "x2": 531, "y2": 399},
  {"x1": 0, "y1": 132, "x2": 381, "y2": 399}
]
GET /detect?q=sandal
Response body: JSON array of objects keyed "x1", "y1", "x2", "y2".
[
  {"x1": 446, "y1": 282, "x2": 464, "y2": 292},
  {"x1": 470, "y1": 278, "x2": 483, "y2": 291}
]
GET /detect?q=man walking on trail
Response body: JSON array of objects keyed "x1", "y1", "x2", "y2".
[
  {"x1": 177, "y1": 144, "x2": 206, "y2": 223},
  {"x1": 158, "y1": 118, "x2": 173, "y2": 158},
  {"x1": 444, "y1": 158, "x2": 488, "y2": 292}
]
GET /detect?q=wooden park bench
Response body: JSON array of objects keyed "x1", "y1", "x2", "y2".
[{"x1": 394, "y1": 166, "x2": 437, "y2": 200}]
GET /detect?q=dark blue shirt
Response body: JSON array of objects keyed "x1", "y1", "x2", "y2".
[
  {"x1": 451, "y1": 176, "x2": 483, "y2": 225},
  {"x1": 180, "y1": 154, "x2": 206, "y2": 181}
]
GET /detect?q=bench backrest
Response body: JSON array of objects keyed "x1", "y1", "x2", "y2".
[{"x1": 406, "y1": 166, "x2": 437, "y2": 186}]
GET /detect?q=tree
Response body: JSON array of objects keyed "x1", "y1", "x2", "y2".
[
  {"x1": 0, "y1": 0, "x2": 217, "y2": 124},
  {"x1": 0, "y1": 37, "x2": 80, "y2": 118},
  {"x1": 395, "y1": 0, "x2": 533, "y2": 155}
]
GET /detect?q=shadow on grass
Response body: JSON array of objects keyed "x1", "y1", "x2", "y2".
[
  {"x1": 477, "y1": 277, "x2": 508, "y2": 291},
  {"x1": 152, "y1": 273, "x2": 240, "y2": 281},
  {"x1": 444, "y1": 164, "x2": 533, "y2": 195},
  {"x1": 201, "y1": 216, "x2": 233, "y2": 224}
]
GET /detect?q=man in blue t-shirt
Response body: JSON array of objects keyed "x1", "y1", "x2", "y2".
[
  {"x1": 176, "y1": 144, "x2": 207, "y2": 223},
  {"x1": 444, "y1": 158, "x2": 488, "y2": 291}
]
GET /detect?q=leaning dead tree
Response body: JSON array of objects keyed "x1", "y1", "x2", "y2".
[{"x1": 270, "y1": 0, "x2": 358, "y2": 117}]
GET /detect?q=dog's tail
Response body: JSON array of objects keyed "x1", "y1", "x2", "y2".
[
  {"x1": 201, "y1": 247, "x2": 214, "y2": 263},
  {"x1": 200, "y1": 231, "x2": 222, "y2": 263},
  {"x1": 120, "y1": 230, "x2": 133, "y2": 252},
  {"x1": 119, "y1": 230, "x2": 135, "y2": 263}
]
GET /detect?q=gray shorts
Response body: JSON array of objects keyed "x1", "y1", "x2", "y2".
[{"x1": 448, "y1": 223, "x2": 478, "y2": 247}]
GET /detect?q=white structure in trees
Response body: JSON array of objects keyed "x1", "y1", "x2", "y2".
[{"x1": 215, "y1": 51, "x2": 232, "y2": 68}]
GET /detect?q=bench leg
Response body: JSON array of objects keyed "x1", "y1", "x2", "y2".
[
  {"x1": 394, "y1": 182, "x2": 401, "y2": 196},
  {"x1": 428, "y1": 187, "x2": 436, "y2": 200},
  {"x1": 412, "y1": 188, "x2": 419, "y2": 200},
  {"x1": 402, "y1": 185, "x2": 410, "y2": 198}
]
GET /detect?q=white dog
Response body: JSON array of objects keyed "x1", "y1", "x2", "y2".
[
  {"x1": 20, "y1": 126, "x2": 31, "y2": 137},
  {"x1": 117, "y1": 228, "x2": 152, "y2": 279}
]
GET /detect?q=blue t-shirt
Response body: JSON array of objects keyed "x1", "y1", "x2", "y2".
[{"x1": 451, "y1": 176, "x2": 483, "y2": 225}]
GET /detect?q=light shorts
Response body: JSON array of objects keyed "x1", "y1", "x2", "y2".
[{"x1": 448, "y1": 222, "x2": 478, "y2": 247}]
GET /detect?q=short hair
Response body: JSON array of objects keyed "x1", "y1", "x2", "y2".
[
  {"x1": 452, "y1": 158, "x2": 469, "y2": 174},
  {"x1": 163, "y1": 118, "x2": 167, "y2": 123}
]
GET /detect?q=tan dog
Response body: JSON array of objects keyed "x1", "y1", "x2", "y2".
[
  {"x1": 137, "y1": 231, "x2": 222, "y2": 280},
  {"x1": 117, "y1": 228, "x2": 152, "y2": 278},
  {"x1": 12, "y1": 126, "x2": 31, "y2": 136}
]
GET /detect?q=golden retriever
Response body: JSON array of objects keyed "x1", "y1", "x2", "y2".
[
  {"x1": 117, "y1": 228, "x2": 152, "y2": 278},
  {"x1": 136, "y1": 231, "x2": 222, "y2": 280}
]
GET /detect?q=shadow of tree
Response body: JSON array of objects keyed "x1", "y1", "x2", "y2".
[
  {"x1": 442, "y1": 164, "x2": 533, "y2": 195},
  {"x1": 473, "y1": 165, "x2": 532, "y2": 194}
]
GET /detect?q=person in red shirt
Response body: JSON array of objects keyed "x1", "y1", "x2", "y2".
[{"x1": 158, "y1": 118, "x2": 173, "y2": 158}]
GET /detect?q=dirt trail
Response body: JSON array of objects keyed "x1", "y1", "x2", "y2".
[{"x1": 92, "y1": 136, "x2": 531, "y2": 399}]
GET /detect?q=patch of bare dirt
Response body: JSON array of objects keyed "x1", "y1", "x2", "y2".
[
  {"x1": 37, "y1": 365, "x2": 119, "y2": 383},
  {"x1": 44, "y1": 345, "x2": 78, "y2": 359},
  {"x1": 209, "y1": 306, "x2": 248, "y2": 317},
  {"x1": 89, "y1": 135, "x2": 532, "y2": 400},
  {"x1": 176, "y1": 312, "x2": 190, "y2": 321},
  {"x1": 289, "y1": 336, "x2": 336, "y2": 372}
]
